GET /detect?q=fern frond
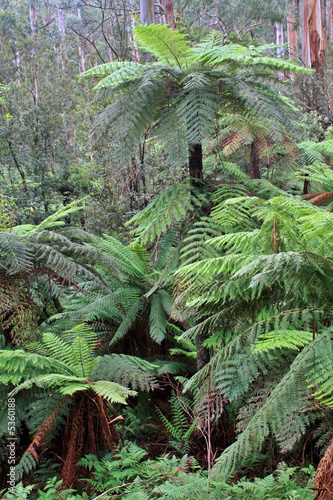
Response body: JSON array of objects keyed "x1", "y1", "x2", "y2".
[
  {"x1": 94, "y1": 354, "x2": 159, "y2": 391},
  {"x1": 92, "y1": 380, "x2": 136, "y2": 404},
  {"x1": 110, "y1": 298, "x2": 145, "y2": 346},
  {"x1": 0, "y1": 233, "x2": 33, "y2": 275},
  {"x1": 193, "y1": 36, "x2": 311, "y2": 75},
  {"x1": 126, "y1": 183, "x2": 192, "y2": 245},
  {"x1": 212, "y1": 331, "x2": 330, "y2": 479},
  {"x1": 133, "y1": 24, "x2": 193, "y2": 68}
]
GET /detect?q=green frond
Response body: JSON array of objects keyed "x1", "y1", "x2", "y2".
[
  {"x1": 94, "y1": 354, "x2": 159, "y2": 391},
  {"x1": 0, "y1": 350, "x2": 71, "y2": 385},
  {"x1": 8, "y1": 374, "x2": 88, "y2": 397},
  {"x1": 25, "y1": 197, "x2": 88, "y2": 234},
  {"x1": 126, "y1": 183, "x2": 192, "y2": 245},
  {"x1": 93, "y1": 235, "x2": 148, "y2": 278},
  {"x1": 253, "y1": 330, "x2": 313, "y2": 354},
  {"x1": 212, "y1": 331, "x2": 330, "y2": 479},
  {"x1": 92, "y1": 82, "x2": 164, "y2": 162},
  {"x1": 154, "y1": 107, "x2": 189, "y2": 168},
  {"x1": 34, "y1": 332, "x2": 74, "y2": 367},
  {"x1": 15, "y1": 451, "x2": 37, "y2": 480},
  {"x1": 110, "y1": 297, "x2": 145, "y2": 346},
  {"x1": 133, "y1": 24, "x2": 193, "y2": 68},
  {"x1": 92, "y1": 380, "x2": 136, "y2": 404},
  {"x1": 177, "y1": 87, "x2": 219, "y2": 144},
  {"x1": 69, "y1": 293, "x2": 124, "y2": 322},
  {"x1": 0, "y1": 233, "x2": 33, "y2": 275},
  {"x1": 80, "y1": 61, "x2": 145, "y2": 90},
  {"x1": 149, "y1": 290, "x2": 172, "y2": 344}
]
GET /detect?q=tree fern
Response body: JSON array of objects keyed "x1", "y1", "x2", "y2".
[
  {"x1": 212, "y1": 330, "x2": 333, "y2": 479},
  {"x1": 82, "y1": 24, "x2": 308, "y2": 177},
  {"x1": 0, "y1": 325, "x2": 136, "y2": 482},
  {"x1": 134, "y1": 24, "x2": 192, "y2": 68}
]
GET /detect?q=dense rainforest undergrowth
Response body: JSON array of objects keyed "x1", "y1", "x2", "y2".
[{"x1": 3, "y1": 0, "x2": 333, "y2": 499}]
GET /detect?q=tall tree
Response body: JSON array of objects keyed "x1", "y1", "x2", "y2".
[
  {"x1": 140, "y1": 0, "x2": 155, "y2": 25},
  {"x1": 300, "y1": 0, "x2": 325, "y2": 73},
  {"x1": 81, "y1": 25, "x2": 308, "y2": 185},
  {"x1": 161, "y1": 0, "x2": 175, "y2": 29}
]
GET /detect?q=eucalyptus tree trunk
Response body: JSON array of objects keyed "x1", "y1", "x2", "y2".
[
  {"x1": 56, "y1": 0, "x2": 68, "y2": 72},
  {"x1": 29, "y1": 0, "x2": 36, "y2": 32},
  {"x1": 287, "y1": 1, "x2": 298, "y2": 82},
  {"x1": 161, "y1": 0, "x2": 175, "y2": 29},
  {"x1": 275, "y1": 22, "x2": 285, "y2": 80},
  {"x1": 140, "y1": 0, "x2": 155, "y2": 25},
  {"x1": 275, "y1": 22, "x2": 284, "y2": 56},
  {"x1": 300, "y1": 0, "x2": 325, "y2": 73},
  {"x1": 29, "y1": 0, "x2": 39, "y2": 102},
  {"x1": 77, "y1": 5, "x2": 86, "y2": 73},
  {"x1": 326, "y1": 0, "x2": 333, "y2": 43}
]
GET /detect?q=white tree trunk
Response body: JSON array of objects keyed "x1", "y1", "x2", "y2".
[
  {"x1": 140, "y1": 0, "x2": 155, "y2": 25},
  {"x1": 300, "y1": 0, "x2": 325, "y2": 73},
  {"x1": 29, "y1": 0, "x2": 36, "y2": 32},
  {"x1": 77, "y1": 5, "x2": 86, "y2": 73},
  {"x1": 56, "y1": 0, "x2": 68, "y2": 71},
  {"x1": 29, "y1": 0, "x2": 38, "y2": 102},
  {"x1": 275, "y1": 22, "x2": 284, "y2": 57}
]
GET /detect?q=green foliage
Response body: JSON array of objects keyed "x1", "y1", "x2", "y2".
[
  {"x1": 0, "y1": 463, "x2": 315, "y2": 500},
  {"x1": 0, "y1": 325, "x2": 136, "y2": 478},
  {"x1": 156, "y1": 393, "x2": 196, "y2": 453},
  {"x1": 82, "y1": 24, "x2": 307, "y2": 172},
  {"x1": 134, "y1": 24, "x2": 193, "y2": 67},
  {"x1": 126, "y1": 183, "x2": 192, "y2": 245},
  {"x1": 1, "y1": 478, "x2": 89, "y2": 499},
  {"x1": 175, "y1": 187, "x2": 333, "y2": 478},
  {"x1": 55, "y1": 230, "x2": 177, "y2": 347}
]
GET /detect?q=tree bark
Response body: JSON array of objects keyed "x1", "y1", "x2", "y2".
[
  {"x1": 326, "y1": 0, "x2": 333, "y2": 42},
  {"x1": 77, "y1": 5, "x2": 86, "y2": 73},
  {"x1": 315, "y1": 435, "x2": 333, "y2": 499},
  {"x1": 287, "y1": 1, "x2": 298, "y2": 82},
  {"x1": 29, "y1": 0, "x2": 36, "y2": 32},
  {"x1": 189, "y1": 143, "x2": 203, "y2": 185},
  {"x1": 249, "y1": 137, "x2": 261, "y2": 179},
  {"x1": 300, "y1": 0, "x2": 325, "y2": 74},
  {"x1": 29, "y1": 0, "x2": 39, "y2": 102},
  {"x1": 140, "y1": 0, "x2": 155, "y2": 25},
  {"x1": 56, "y1": 0, "x2": 68, "y2": 72},
  {"x1": 161, "y1": 0, "x2": 175, "y2": 29},
  {"x1": 275, "y1": 22, "x2": 284, "y2": 56}
]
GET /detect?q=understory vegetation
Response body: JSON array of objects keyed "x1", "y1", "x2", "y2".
[{"x1": 3, "y1": 1, "x2": 333, "y2": 499}]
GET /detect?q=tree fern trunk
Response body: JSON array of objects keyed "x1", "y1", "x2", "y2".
[
  {"x1": 188, "y1": 143, "x2": 208, "y2": 369},
  {"x1": 196, "y1": 332, "x2": 210, "y2": 371},
  {"x1": 315, "y1": 435, "x2": 333, "y2": 499},
  {"x1": 250, "y1": 138, "x2": 261, "y2": 179},
  {"x1": 189, "y1": 143, "x2": 203, "y2": 185}
]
